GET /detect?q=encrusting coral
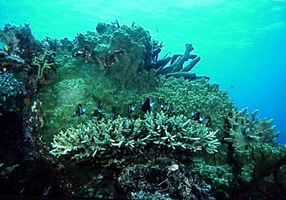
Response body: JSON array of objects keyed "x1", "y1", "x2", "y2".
[{"x1": 50, "y1": 111, "x2": 220, "y2": 163}]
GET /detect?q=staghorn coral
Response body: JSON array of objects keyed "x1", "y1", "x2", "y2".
[
  {"x1": 224, "y1": 107, "x2": 280, "y2": 148},
  {"x1": 50, "y1": 111, "x2": 220, "y2": 163}
]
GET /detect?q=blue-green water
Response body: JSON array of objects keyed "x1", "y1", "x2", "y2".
[{"x1": 1, "y1": 0, "x2": 286, "y2": 142}]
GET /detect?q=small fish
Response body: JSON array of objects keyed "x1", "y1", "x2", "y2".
[
  {"x1": 128, "y1": 103, "x2": 136, "y2": 114},
  {"x1": 191, "y1": 111, "x2": 201, "y2": 121},
  {"x1": 76, "y1": 104, "x2": 85, "y2": 117},
  {"x1": 202, "y1": 116, "x2": 211, "y2": 126},
  {"x1": 94, "y1": 109, "x2": 103, "y2": 120},
  {"x1": 43, "y1": 186, "x2": 51, "y2": 196},
  {"x1": 166, "y1": 103, "x2": 173, "y2": 113},
  {"x1": 160, "y1": 103, "x2": 173, "y2": 113},
  {"x1": 191, "y1": 111, "x2": 211, "y2": 126},
  {"x1": 141, "y1": 98, "x2": 155, "y2": 113},
  {"x1": 98, "y1": 101, "x2": 103, "y2": 109},
  {"x1": 0, "y1": 41, "x2": 9, "y2": 53}
]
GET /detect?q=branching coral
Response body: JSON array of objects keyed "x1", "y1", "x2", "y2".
[
  {"x1": 145, "y1": 76, "x2": 235, "y2": 134},
  {"x1": 224, "y1": 107, "x2": 280, "y2": 148},
  {"x1": 149, "y1": 43, "x2": 209, "y2": 81},
  {"x1": 191, "y1": 157, "x2": 233, "y2": 197},
  {"x1": 233, "y1": 143, "x2": 286, "y2": 190},
  {"x1": 50, "y1": 112, "x2": 220, "y2": 162}
]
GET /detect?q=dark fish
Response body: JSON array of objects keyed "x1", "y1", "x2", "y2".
[
  {"x1": 76, "y1": 104, "x2": 85, "y2": 117},
  {"x1": 141, "y1": 98, "x2": 151, "y2": 113},
  {"x1": 191, "y1": 112, "x2": 201, "y2": 121},
  {"x1": 94, "y1": 109, "x2": 103, "y2": 120},
  {"x1": 191, "y1": 111, "x2": 211, "y2": 126},
  {"x1": 98, "y1": 101, "x2": 103, "y2": 109},
  {"x1": 160, "y1": 103, "x2": 173, "y2": 113}
]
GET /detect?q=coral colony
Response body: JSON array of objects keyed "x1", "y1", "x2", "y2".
[{"x1": 0, "y1": 21, "x2": 285, "y2": 199}]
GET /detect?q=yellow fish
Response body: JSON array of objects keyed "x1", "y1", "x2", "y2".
[{"x1": 0, "y1": 42, "x2": 9, "y2": 53}]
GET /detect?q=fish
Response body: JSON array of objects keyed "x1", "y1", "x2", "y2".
[
  {"x1": 191, "y1": 111, "x2": 211, "y2": 126},
  {"x1": 43, "y1": 186, "x2": 51, "y2": 196},
  {"x1": 191, "y1": 111, "x2": 201, "y2": 121},
  {"x1": 141, "y1": 98, "x2": 151, "y2": 113},
  {"x1": 98, "y1": 101, "x2": 103, "y2": 109},
  {"x1": 160, "y1": 103, "x2": 173, "y2": 113},
  {"x1": 0, "y1": 41, "x2": 9, "y2": 53},
  {"x1": 94, "y1": 109, "x2": 103, "y2": 120},
  {"x1": 128, "y1": 103, "x2": 136, "y2": 114},
  {"x1": 76, "y1": 104, "x2": 85, "y2": 117},
  {"x1": 141, "y1": 98, "x2": 155, "y2": 113}
]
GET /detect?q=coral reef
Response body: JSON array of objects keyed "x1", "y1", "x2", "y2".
[
  {"x1": 0, "y1": 22, "x2": 285, "y2": 199},
  {"x1": 71, "y1": 21, "x2": 207, "y2": 84},
  {"x1": 224, "y1": 107, "x2": 280, "y2": 148},
  {"x1": 230, "y1": 143, "x2": 286, "y2": 198}
]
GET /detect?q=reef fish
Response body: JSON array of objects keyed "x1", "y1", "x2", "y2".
[
  {"x1": 191, "y1": 111, "x2": 211, "y2": 126},
  {"x1": 0, "y1": 41, "x2": 9, "y2": 53},
  {"x1": 128, "y1": 103, "x2": 136, "y2": 114},
  {"x1": 76, "y1": 104, "x2": 85, "y2": 117},
  {"x1": 141, "y1": 98, "x2": 155, "y2": 114}
]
